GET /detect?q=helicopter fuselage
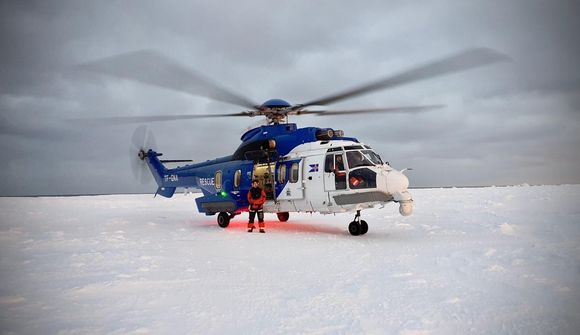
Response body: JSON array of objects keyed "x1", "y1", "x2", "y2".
[{"x1": 143, "y1": 123, "x2": 413, "y2": 219}]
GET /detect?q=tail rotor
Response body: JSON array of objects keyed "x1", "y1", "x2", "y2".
[{"x1": 130, "y1": 125, "x2": 157, "y2": 184}]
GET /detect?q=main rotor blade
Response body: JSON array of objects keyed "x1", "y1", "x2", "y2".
[
  {"x1": 79, "y1": 50, "x2": 258, "y2": 109},
  {"x1": 71, "y1": 112, "x2": 255, "y2": 126},
  {"x1": 298, "y1": 48, "x2": 510, "y2": 108},
  {"x1": 296, "y1": 105, "x2": 444, "y2": 116}
]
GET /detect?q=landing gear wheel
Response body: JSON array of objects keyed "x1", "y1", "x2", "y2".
[
  {"x1": 348, "y1": 221, "x2": 361, "y2": 236},
  {"x1": 359, "y1": 220, "x2": 368, "y2": 235},
  {"x1": 348, "y1": 210, "x2": 368, "y2": 236},
  {"x1": 217, "y1": 212, "x2": 230, "y2": 228},
  {"x1": 276, "y1": 212, "x2": 289, "y2": 222}
]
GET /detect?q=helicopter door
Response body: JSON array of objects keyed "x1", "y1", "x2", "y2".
[
  {"x1": 323, "y1": 153, "x2": 347, "y2": 192},
  {"x1": 280, "y1": 161, "x2": 303, "y2": 200},
  {"x1": 302, "y1": 155, "x2": 325, "y2": 210},
  {"x1": 252, "y1": 163, "x2": 276, "y2": 200}
]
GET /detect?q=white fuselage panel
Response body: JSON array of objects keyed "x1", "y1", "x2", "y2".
[{"x1": 262, "y1": 140, "x2": 413, "y2": 215}]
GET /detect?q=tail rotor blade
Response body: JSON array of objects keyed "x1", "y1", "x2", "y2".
[
  {"x1": 144, "y1": 127, "x2": 157, "y2": 152},
  {"x1": 130, "y1": 147, "x2": 151, "y2": 184},
  {"x1": 131, "y1": 125, "x2": 147, "y2": 150},
  {"x1": 129, "y1": 125, "x2": 156, "y2": 184}
]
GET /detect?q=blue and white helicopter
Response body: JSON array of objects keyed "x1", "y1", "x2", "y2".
[{"x1": 82, "y1": 48, "x2": 507, "y2": 235}]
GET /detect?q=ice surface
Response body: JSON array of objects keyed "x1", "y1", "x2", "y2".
[{"x1": 1, "y1": 185, "x2": 580, "y2": 334}]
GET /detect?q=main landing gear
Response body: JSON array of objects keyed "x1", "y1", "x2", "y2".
[
  {"x1": 217, "y1": 212, "x2": 236, "y2": 228},
  {"x1": 276, "y1": 212, "x2": 289, "y2": 222},
  {"x1": 217, "y1": 212, "x2": 289, "y2": 228},
  {"x1": 348, "y1": 210, "x2": 368, "y2": 236}
]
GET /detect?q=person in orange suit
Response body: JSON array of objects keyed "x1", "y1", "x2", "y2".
[{"x1": 247, "y1": 179, "x2": 267, "y2": 233}]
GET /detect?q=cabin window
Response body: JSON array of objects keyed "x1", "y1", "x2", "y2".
[
  {"x1": 234, "y1": 169, "x2": 241, "y2": 188},
  {"x1": 334, "y1": 154, "x2": 347, "y2": 190},
  {"x1": 334, "y1": 154, "x2": 345, "y2": 171},
  {"x1": 277, "y1": 164, "x2": 287, "y2": 184},
  {"x1": 348, "y1": 168, "x2": 377, "y2": 189},
  {"x1": 290, "y1": 163, "x2": 299, "y2": 183},
  {"x1": 324, "y1": 154, "x2": 334, "y2": 172},
  {"x1": 215, "y1": 170, "x2": 222, "y2": 190}
]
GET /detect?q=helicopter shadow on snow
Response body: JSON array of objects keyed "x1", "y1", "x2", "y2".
[
  {"x1": 192, "y1": 218, "x2": 348, "y2": 236},
  {"x1": 191, "y1": 218, "x2": 418, "y2": 240}
]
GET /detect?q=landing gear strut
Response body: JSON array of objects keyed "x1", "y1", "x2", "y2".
[{"x1": 348, "y1": 210, "x2": 368, "y2": 236}]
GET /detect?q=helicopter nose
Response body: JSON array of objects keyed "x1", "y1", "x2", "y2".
[
  {"x1": 386, "y1": 170, "x2": 409, "y2": 193},
  {"x1": 385, "y1": 170, "x2": 413, "y2": 216}
]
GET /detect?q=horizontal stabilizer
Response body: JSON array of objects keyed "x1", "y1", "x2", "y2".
[{"x1": 155, "y1": 186, "x2": 176, "y2": 198}]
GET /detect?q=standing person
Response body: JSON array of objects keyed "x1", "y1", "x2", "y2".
[{"x1": 247, "y1": 179, "x2": 267, "y2": 233}]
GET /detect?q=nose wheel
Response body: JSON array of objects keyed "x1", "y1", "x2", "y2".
[{"x1": 348, "y1": 210, "x2": 368, "y2": 236}]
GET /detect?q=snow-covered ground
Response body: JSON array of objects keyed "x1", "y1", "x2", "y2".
[{"x1": 1, "y1": 185, "x2": 579, "y2": 335}]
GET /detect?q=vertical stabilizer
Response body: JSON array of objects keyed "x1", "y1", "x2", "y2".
[{"x1": 144, "y1": 150, "x2": 176, "y2": 198}]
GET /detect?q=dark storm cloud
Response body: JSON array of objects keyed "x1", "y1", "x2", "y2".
[{"x1": 0, "y1": 0, "x2": 579, "y2": 195}]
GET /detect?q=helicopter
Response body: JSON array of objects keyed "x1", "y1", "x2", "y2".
[{"x1": 80, "y1": 48, "x2": 508, "y2": 235}]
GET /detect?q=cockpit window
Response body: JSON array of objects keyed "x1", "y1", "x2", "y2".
[
  {"x1": 346, "y1": 151, "x2": 374, "y2": 168},
  {"x1": 361, "y1": 150, "x2": 383, "y2": 165}
]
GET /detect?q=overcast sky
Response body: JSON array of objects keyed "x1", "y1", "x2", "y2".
[{"x1": 1, "y1": 0, "x2": 579, "y2": 196}]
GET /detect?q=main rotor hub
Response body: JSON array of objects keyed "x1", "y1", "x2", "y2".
[
  {"x1": 261, "y1": 99, "x2": 291, "y2": 109},
  {"x1": 259, "y1": 99, "x2": 293, "y2": 124}
]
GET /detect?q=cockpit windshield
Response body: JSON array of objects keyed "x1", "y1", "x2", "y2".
[
  {"x1": 362, "y1": 150, "x2": 383, "y2": 165},
  {"x1": 346, "y1": 150, "x2": 383, "y2": 168},
  {"x1": 346, "y1": 151, "x2": 372, "y2": 168}
]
